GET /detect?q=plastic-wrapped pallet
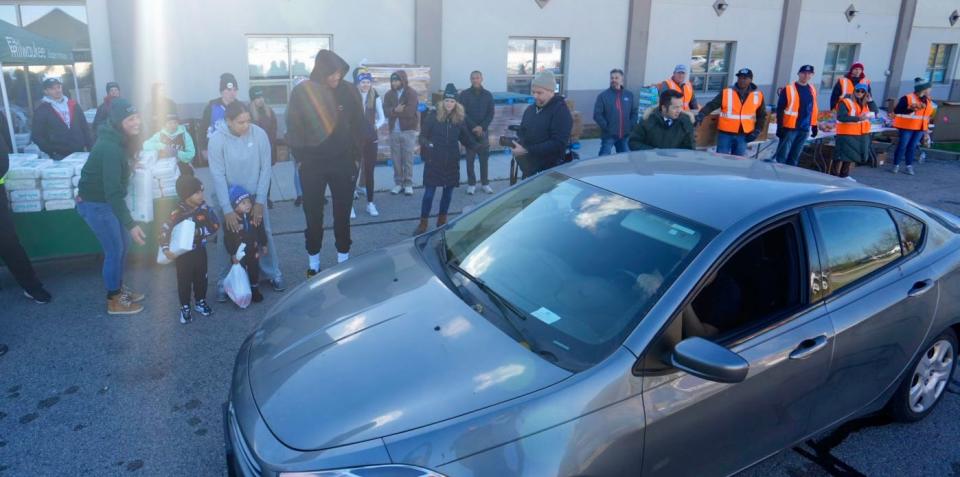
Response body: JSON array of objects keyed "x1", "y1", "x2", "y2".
[
  {"x1": 8, "y1": 189, "x2": 41, "y2": 202},
  {"x1": 42, "y1": 188, "x2": 74, "y2": 201},
  {"x1": 41, "y1": 178, "x2": 72, "y2": 190},
  {"x1": 4, "y1": 179, "x2": 38, "y2": 191},
  {"x1": 44, "y1": 199, "x2": 75, "y2": 211},
  {"x1": 11, "y1": 201, "x2": 42, "y2": 213}
]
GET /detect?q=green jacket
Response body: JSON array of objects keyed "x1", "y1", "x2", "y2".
[
  {"x1": 77, "y1": 124, "x2": 134, "y2": 228},
  {"x1": 142, "y1": 125, "x2": 196, "y2": 163},
  {"x1": 628, "y1": 107, "x2": 695, "y2": 151}
]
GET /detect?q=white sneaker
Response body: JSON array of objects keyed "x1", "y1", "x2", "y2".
[
  {"x1": 337, "y1": 252, "x2": 350, "y2": 263},
  {"x1": 403, "y1": 186, "x2": 414, "y2": 196},
  {"x1": 350, "y1": 207, "x2": 356, "y2": 219},
  {"x1": 482, "y1": 185, "x2": 494, "y2": 194},
  {"x1": 905, "y1": 165, "x2": 915, "y2": 176},
  {"x1": 366, "y1": 202, "x2": 380, "y2": 217},
  {"x1": 391, "y1": 185, "x2": 403, "y2": 195},
  {"x1": 467, "y1": 185, "x2": 476, "y2": 195},
  {"x1": 891, "y1": 165, "x2": 900, "y2": 174}
]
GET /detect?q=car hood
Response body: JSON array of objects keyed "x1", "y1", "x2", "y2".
[{"x1": 248, "y1": 241, "x2": 572, "y2": 451}]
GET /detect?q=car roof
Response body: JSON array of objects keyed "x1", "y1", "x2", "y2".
[{"x1": 560, "y1": 149, "x2": 899, "y2": 230}]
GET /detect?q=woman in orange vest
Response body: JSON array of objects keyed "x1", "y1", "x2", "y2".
[
  {"x1": 660, "y1": 64, "x2": 698, "y2": 111},
  {"x1": 832, "y1": 83, "x2": 877, "y2": 178},
  {"x1": 830, "y1": 62, "x2": 871, "y2": 110},
  {"x1": 891, "y1": 78, "x2": 935, "y2": 175}
]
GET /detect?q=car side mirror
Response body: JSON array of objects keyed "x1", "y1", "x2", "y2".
[{"x1": 670, "y1": 337, "x2": 749, "y2": 383}]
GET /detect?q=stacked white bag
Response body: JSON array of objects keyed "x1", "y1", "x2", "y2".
[
  {"x1": 4, "y1": 152, "x2": 90, "y2": 213},
  {"x1": 134, "y1": 150, "x2": 181, "y2": 199}
]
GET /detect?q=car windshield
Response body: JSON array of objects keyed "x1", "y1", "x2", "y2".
[{"x1": 442, "y1": 173, "x2": 712, "y2": 369}]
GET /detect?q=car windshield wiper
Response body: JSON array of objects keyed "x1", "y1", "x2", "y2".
[{"x1": 447, "y1": 259, "x2": 536, "y2": 335}]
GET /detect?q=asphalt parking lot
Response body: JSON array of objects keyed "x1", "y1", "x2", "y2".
[{"x1": 1, "y1": 156, "x2": 960, "y2": 476}]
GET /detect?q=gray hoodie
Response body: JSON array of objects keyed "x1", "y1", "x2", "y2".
[{"x1": 207, "y1": 124, "x2": 272, "y2": 212}]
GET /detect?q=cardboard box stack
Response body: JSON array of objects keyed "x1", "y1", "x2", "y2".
[{"x1": 4, "y1": 152, "x2": 89, "y2": 213}]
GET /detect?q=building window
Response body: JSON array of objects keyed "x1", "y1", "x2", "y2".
[
  {"x1": 927, "y1": 44, "x2": 955, "y2": 84},
  {"x1": 821, "y1": 43, "x2": 859, "y2": 90},
  {"x1": 506, "y1": 37, "x2": 567, "y2": 95},
  {"x1": 247, "y1": 35, "x2": 333, "y2": 105},
  {"x1": 690, "y1": 41, "x2": 733, "y2": 94}
]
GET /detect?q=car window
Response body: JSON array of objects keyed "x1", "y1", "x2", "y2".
[
  {"x1": 891, "y1": 210, "x2": 925, "y2": 254},
  {"x1": 813, "y1": 206, "x2": 903, "y2": 296},
  {"x1": 442, "y1": 173, "x2": 713, "y2": 370}
]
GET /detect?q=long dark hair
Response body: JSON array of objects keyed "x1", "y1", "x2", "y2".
[{"x1": 226, "y1": 101, "x2": 249, "y2": 121}]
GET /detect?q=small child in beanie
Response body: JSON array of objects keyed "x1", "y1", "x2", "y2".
[
  {"x1": 159, "y1": 175, "x2": 220, "y2": 324},
  {"x1": 224, "y1": 185, "x2": 269, "y2": 304}
]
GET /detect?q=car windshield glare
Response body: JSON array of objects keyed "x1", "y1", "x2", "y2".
[{"x1": 443, "y1": 173, "x2": 711, "y2": 368}]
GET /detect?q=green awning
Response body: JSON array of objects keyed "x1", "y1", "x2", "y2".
[{"x1": 0, "y1": 19, "x2": 73, "y2": 66}]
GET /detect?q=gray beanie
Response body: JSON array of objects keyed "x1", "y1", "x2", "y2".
[{"x1": 531, "y1": 70, "x2": 557, "y2": 92}]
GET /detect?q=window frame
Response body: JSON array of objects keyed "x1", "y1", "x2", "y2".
[
  {"x1": 926, "y1": 43, "x2": 956, "y2": 85},
  {"x1": 506, "y1": 36, "x2": 568, "y2": 95},
  {"x1": 690, "y1": 40, "x2": 735, "y2": 94},
  {"x1": 807, "y1": 202, "x2": 927, "y2": 302},
  {"x1": 821, "y1": 43, "x2": 860, "y2": 91},
  {"x1": 246, "y1": 34, "x2": 334, "y2": 106}
]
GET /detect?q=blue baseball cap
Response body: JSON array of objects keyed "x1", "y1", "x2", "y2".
[
  {"x1": 798, "y1": 65, "x2": 815, "y2": 74},
  {"x1": 854, "y1": 83, "x2": 869, "y2": 92}
]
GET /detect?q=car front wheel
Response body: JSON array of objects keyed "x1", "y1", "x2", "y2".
[{"x1": 888, "y1": 328, "x2": 957, "y2": 422}]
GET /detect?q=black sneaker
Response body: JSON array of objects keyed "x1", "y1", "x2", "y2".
[
  {"x1": 294, "y1": 196, "x2": 303, "y2": 207},
  {"x1": 251, "y1": 287, "x2": 264, "y2": 303},
  {"x1": 179, "y1": 305, "x2": 193, "y2": 324},
  {"x1": 194, "y1": 299, "x2": 212, "y2": 317},
  {"x1": 306, "y1": 268, "x2": 320, "y2": 278},
  {"x1": 23, "y1": 288, "x2": 52, "y2": 304}
]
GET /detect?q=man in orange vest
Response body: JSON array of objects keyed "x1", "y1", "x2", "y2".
[
  {"x1": 774, "y1": 65, "x2": 819, "y2": 166},
  {"x1": 830, "y1": 62, "x2": 871, "y2": 110},
  {"x1": 891, "y1": 77, "x2": 935, "y2": 175},
  {"x1": 659, "y1": 64, "x2": 698, "y2": 111},
  {"x1": 695, "y1": 68, "x2": 767, "y2": 156}
]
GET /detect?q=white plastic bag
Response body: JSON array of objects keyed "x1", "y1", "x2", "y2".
[
  {"x1": 224, "y1": 244, "x2": 252, "y2": 308},
  {"x1": 156, "y1": 219, "x2": 196, "y2": 265}
]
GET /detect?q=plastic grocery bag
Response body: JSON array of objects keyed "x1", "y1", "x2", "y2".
[
  {"x1": 156, "y1": 219, "x2": 196, "y2": 265},
  {"x1": 224, "y1": 244, "x2": 252, "y2": 308}
]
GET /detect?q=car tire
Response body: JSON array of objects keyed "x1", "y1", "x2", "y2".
[{"x1": 887, "y1": 328, "x2": 957, "y2": 423}]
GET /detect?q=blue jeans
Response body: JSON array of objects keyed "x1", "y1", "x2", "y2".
[
  {"x1": 774, "y1": 129, "x2": 808, "y2": 166},
  {"x1": 716, "y1": 132, "x2": 747, "y2": 156},
  {"x1": 894, "y1": 129, "x2": 924, "y2": 166},
  {"x1": 599, "y1": 137, "x2": 629, "y2": 156},
  {"x1": 77, "y1": 201, "x2": 129, "y2": 294},
  {"x1": 421, "y1": 186, "x2": 454, "y2": 218}
]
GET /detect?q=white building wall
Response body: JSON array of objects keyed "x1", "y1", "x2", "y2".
[
  {"x1": 791, "y1": 0, "x2": 900, "y2": 105},
  {"x1": 904, "y1": 0, "x2": 960, "y2": 100},
  {"x1": 106, "y1": 0, "x2": 415, "y2": 111},
  {"x1": 440, "y1": 0, "x2": 630, "y2": 103},
  {"x1": 644, "y1": 0, "x2": 784, "y2": 95},
  {"x1": 85, "y1": 0, "x2": 116, "y2": 101}
]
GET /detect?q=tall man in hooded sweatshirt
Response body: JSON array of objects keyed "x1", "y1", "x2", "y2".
[
  {"x1": 511, "y1": 71, "x2": 573, "y2": 178},
  {"x1": 594, "y1": 68, "x2": 638, "y2": 156},
  {"x1": 31, "y1": 77, "x2": 91, "y2": 160},
  {"x1": 198, "y1": 73, "x2": 240, "y2": 161},
  {"x1": 383, "y1": 70, "x2": 420, "y2": 195},
  {"x1": 458, "y1": 71, "x2": 495, "y2": 194},
  {"x1": 286, "y1": 50, "x2": 366, "y2": 275},
  {"x1": 695, "y1": 68, "x2": 767, "y2": 156}
]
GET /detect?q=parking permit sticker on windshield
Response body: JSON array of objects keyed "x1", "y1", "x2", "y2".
[{"x1": 532, "y1": 307, "x2": 562, "y2": 324}]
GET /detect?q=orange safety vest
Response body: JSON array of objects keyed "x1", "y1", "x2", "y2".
[
  {"x1": 663, "y1": 79, "x2": 694, "y2": 111},
  {"x1": 835, "y1": 98, "x2": 871, "y2": 136},
  {"x1": 891, "y1": 93, "x2": 934, "y2": 131},
  {"x1": 717, "y1": 87, "x2": 764, "y2": 134},
  {"x1": 836, "y1": 77, "x2": 870, "y2": 99},
  {"x1": 781, "y1": 83, "x2": 819, "y2": 129}
]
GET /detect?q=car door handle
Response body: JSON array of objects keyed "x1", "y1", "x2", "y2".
[
  {"x1": 907, "y1": 279, "x2": 934, "y2": 298},
  {"x1": 789, "y1": 335, "x2": 828, "y2": 360}
]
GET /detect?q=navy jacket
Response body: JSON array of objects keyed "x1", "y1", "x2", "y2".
[
  {"x1": 593, "y1": 87, "x2": 638, "y2": 139},
  {"x1": 776, "y1": 82, "x2": 816, "y2": 130},
  {"x1": 518, "y1": 95, "x2": 573, "y2": 175},
  {"x1": 458, "y1": 87, "x2": 495, "y2": 132}
]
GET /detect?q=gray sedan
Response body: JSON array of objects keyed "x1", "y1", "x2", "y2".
[{"x1": 226, "y1": 150, "x2": 959, "y2": 477}]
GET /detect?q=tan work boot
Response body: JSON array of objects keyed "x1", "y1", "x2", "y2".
[
  {"x1": 412, "y1": 218, "x2": 429, "y2": 236},
  {"x1": 121, "y1": 285, "x2": 145, "y2": 303},
  {"x1": 436, "y1": 214, "x2": 448, "y2": 228},
  {"x1": 108, "y1": 293, "x2": 144, "y2": 315}
]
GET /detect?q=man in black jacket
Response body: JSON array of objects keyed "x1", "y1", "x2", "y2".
[
  {"x1": 458, "y1": 71, "x2": 495, "y2": 194},
  {"x1": 512, "y1": 71, "x2": 573, "y2": 179},
  {"x1": 0, "y1": 142, "x2": 51, "y2": 303},
  {"x1": 30, "y1": 78, "x2": 91, "y2": 160}
]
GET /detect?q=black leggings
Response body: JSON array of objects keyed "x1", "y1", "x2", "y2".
[
  {"x1": 301, "y1": 167, "x2": 355, "y2": 255},
  {"x1": 360, "y1": 140, "x2": 377, "y2": 202},
  {"x1": 175, "y1": 247, "x2": 208, "y2": 306},
  {"x1": 0, "y1": 187, "x2": 42, "y2": 293}
]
